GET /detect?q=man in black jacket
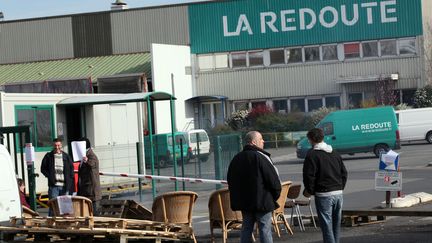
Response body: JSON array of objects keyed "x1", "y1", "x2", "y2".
[
  {"x1": 303, "y1": 128, "x2": 347, "y2": 243},
  {"x1": 227, "y1": 131, "x2": 281, "y2": 243},
  {"x1": 41, "y1": 138, "x2": 74, "y2": 215}
]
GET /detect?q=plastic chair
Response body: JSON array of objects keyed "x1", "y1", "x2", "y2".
[
  {"x1": 48, "y1": 195, "x2": 93, "y2": 217},
  {"x1": 284, "y1": 184, "x2": 305, "y2": 231},
  {"x1": 152, "y1": 191, "x2": 198, "y2": 243},
  {"x1": 294, "y1": 196, "x2": 317, "y2": 229},
  {"x1": 272, "y1": 181, "x2": 294, "y2": 237},
  {"x1": 208, "y1": 188, "x2": 242, "y2": 243}
]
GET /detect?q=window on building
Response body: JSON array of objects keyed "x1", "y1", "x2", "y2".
[
  {"x1": 325, "y1": 96, "x2": 341, "y2": 109},
  {"x1": 269, "y1": 49, "x2": 285, "y2": 65},
  {"x1": 290, "y1": 99, "x2": 305, "y2": 112},
  {"x1": 251, "y1": 101, "x2": 267, "y2": 109},
  {"x1": 197, "y1": 55, "x2": 213, "y2": 71},
  {"x1": 273, "y1": 100, "x2": 288, "y2": 113},
  {"x1": 362, "y1": 41, "x2": 379, "y2": 58},
  {"x1": 348, "y1": 93, "x2": 363, "y2": 108},
  {"x1": 234, "y1": 102, "x2": 249, "y2": 111},
  {"x1": 231, "y1": 52, "x2": 247, "y2": 68},
  {"x1": 394, "y1": 90, "x2": 401, "y2": 104},
  {"x1": 286, "y1": 47, "x2": 302, "y2": 63},
  {"x1": 398, "y1": 38, "x2": 416, "y2": 55},
  {"x1": 15, "y1": 105, "x2": 54, "y2": 151},
  {"x1": 308, "y1": 98, "x2": 323, "y2": 112},
  {"x1": 248, "y1": 50, "x2": 264, "y2": 67},
  {"x1": 380, "y1": 40, "x2": 397, "y2": 56},
  {"x1": 401, "y1": 89, "x2": 416, "y2": 106},
  {"x1": 322, "y1": 45, "x2": 338, "y2": 61},
  {"x1": 304, "y1": 46, "x2": 320, "y2": 62},
  {"x1": 344, "y1": 43, "x2": 360, "y2": 59},
  {"x1": 215, "y1": 53, "x2": 229, "y2": 69}
]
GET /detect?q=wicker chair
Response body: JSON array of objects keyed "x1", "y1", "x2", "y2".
[
  {"x1": 272, "y1": 181, "x2": 294, "y2": 237},
  {"x1": 152, "y1": 191, "x2": 198, "y2": 243},
  {"x1": 48, "y1": 196, "x2": 93, "y2": 217},
  {"x1": 208, "y1": 188, "x2": 243, "y2": 243}
]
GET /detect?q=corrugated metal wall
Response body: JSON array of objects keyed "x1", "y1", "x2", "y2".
[
  {"x1": 0, "y1": 18, "x2": 74, "y2": 64},
  {"x1": 195, "y1": 57, "x2": 421, "y2": 100},
  {"x1": 111, "y1": 6, "x2": 189, "y2": 54},
  {"x1": 72, "y1": 13, "x2": 113, "y2": 57}
]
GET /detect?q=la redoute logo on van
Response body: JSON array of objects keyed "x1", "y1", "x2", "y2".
[{"x1": 352, "y1": 122, "x2": 392, "y2": 133}]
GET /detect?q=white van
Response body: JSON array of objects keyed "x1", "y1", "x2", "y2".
[
  {"x1": 185, "y1": 129, "x2": 211, "y2": 162},
  {"x1": 396, "y1": 108, "x2": 432, "y2": 144},
  {"x1": 0, "y1": 144, "x2": 21, "y2": 223}
]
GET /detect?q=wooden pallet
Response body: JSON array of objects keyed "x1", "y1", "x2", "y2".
[
  {"x1": 343, "y1": 215, "x2": 386, "y2": 227},
  {"x1": 99, "y1": 199, "x2": 152, "y2": 220},
  {"x1": 342, "y1": 209, "x2": 432, "y2": 227},
  {"x1": 1, "y1": 216, "x2": 194, "y2": 243}
]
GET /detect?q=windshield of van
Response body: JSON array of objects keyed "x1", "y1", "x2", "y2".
[{"x1": 190, "y1": 132, "x2": 209, "y2": 143}]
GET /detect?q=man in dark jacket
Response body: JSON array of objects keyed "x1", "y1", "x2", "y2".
[
  {"x1": 41, "y1": 138, "x2": 74, "y2": 215},
  {"x1": 303, "y1": 128, "x2": 348, "y2": 243},
  {"x1": 227, "y1": 131, "x2": 281, "y2": 243},
  {"x1": 77, "y1": 137, "x2": 101, "y2": 215}
]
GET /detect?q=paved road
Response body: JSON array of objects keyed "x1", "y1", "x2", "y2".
[{"x1": 111, "y1": 142, "x2": 432, "y2": 242}]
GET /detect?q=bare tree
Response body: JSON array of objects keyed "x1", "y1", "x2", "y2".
[
  {"x1": 424, "y1": 22, "x2": 432, "y2": 85},
  {"x1": 375, "y1": 76, "x2": 397, "y2": 106}
]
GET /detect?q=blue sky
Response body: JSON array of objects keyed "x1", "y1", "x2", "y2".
[{"x1": 0, "y1": 0, "x2": 204, "y2": 21}]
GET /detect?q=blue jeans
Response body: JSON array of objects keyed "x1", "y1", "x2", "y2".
[
  {"x1": 315, "y1": 194, "x2": 343, "y2": 243},
  {"x1": 48, "y1": 186, "x2": 68, "y2": 216},
  {"x1": 241, "y1": 211, "x2": 273, "y2": 243}
]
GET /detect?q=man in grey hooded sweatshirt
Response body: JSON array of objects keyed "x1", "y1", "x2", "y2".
[{"x1": 302, "y1": 128, "x2": 347, "y2": 243}]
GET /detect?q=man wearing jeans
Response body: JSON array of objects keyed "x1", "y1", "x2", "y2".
[
  {"x1": 41, "y1": 138, "x2": 74, "y2": 215},
  {"x1": 227, "y1": 131, "x2": 281, "y2": 243},
  {"x1": 303, "y1": 128, "x2": 348, "y2": 243}
]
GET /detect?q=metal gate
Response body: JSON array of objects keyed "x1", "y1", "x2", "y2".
[
  {"x1": 213, "y1": 133, "x2": 242, "y2": 189},
  {"x1": 0, "y1": 126, "x2": 36, "y2": 210}
]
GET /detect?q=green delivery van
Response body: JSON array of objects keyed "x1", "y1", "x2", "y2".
[
  {"x1": 144, "y1": 132, "x2": 190, "y2": 168},
  {"x1": 296, "y1": 106, "x2": 401, "y2": 159}
]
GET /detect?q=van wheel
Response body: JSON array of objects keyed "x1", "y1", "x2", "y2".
[
  {"x1": 426, "y1": 131, "x2": 432, "y2": 144},
  {"x1": 374, "y1": 144, "x2": 389, "y2": 158}
]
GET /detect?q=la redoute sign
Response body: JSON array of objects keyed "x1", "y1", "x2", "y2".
[{"x1": 188, "y1": 0, "x2": 422, "y2": 54}]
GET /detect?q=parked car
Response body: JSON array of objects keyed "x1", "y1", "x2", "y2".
[
  {"x1": 144, "y1": 132, "x2": 190, "y2": 168},
  {"x1": 396, "y1": 108, "x2": 432, "y2": 144},
  {"x1": 296, "y1": 106, "x2": 401, "y2": 158},
  {"x1": 185, "y1": 129, "x2": 211, "y2": 162}
]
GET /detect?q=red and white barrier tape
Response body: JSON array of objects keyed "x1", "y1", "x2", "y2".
[{"x1": 98, "y1": 171, "x2": 228, "y2": 185}]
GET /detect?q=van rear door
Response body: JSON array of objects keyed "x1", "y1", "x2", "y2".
[{"x1": 0, "y1": 145, "x2": 21, "y2": 223}]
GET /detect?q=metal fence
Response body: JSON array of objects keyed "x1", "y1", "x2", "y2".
[
  {"x1": 147, "y1": 133, "x2": 243, "y2": 195},
  {"x1": 96, "y1": 131, "x2": 304, "y2": 198}
]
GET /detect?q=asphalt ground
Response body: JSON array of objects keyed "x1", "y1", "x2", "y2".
[{"x1": 7, "y1": 145, "x2": 432, "y2": 242}]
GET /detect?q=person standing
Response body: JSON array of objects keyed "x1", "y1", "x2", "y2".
[
  {"x1": 227, "y1": 131, "x2": 281, "y2": 243},
  {"x1": 77, "y1": 137, "x2": 101, "y2": 215},
  {"x1": 302, "y1": 128, "x2": 348, "y2": 243},
  {"x1": 41, "y1": 138, "x2": 74, "y2": 215},
  {"x1": 17, "y1": 178, "x2": 30, "y2": 208}
]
